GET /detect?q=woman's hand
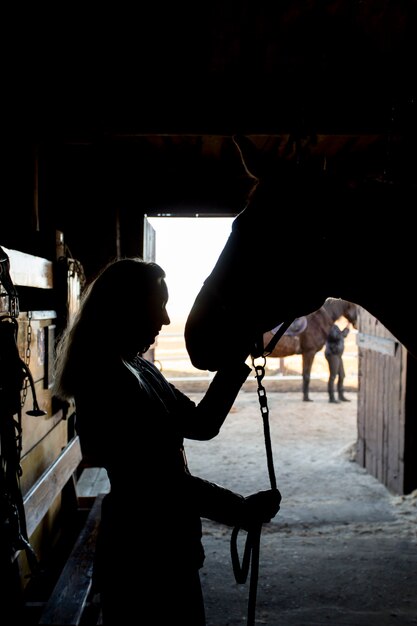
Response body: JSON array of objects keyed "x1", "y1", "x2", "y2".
[{"x1": 240, "y1": 488, "x2": 281, "y2": 530}]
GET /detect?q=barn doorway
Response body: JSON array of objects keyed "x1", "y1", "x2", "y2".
[
  {"x1": 146, "y1": 214, "x2": 358, "y2": 393},
  {"x1": 147, "y1": 215, "x2": 234, "y2": 379}
]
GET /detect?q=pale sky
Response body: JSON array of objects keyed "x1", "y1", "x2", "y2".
[{"x1": 147, "y1": 216, "x2": 234, "y2": 324}]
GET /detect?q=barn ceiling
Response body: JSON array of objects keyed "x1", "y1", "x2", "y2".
[{"x1": 9, "y1": 1, "x2": 417, "y2": 193}]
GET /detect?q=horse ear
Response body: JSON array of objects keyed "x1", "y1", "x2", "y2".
[
  {"x1": 232, "y1": 135, "x2": 261, "y2": 181},
  {"x1": 232, "y1": 135, "x2": 289, "y2": 187}
]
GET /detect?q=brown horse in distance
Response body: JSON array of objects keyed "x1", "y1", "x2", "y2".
[{"x1": 263, "y1": 298, "x2": 358, "y2": 402}]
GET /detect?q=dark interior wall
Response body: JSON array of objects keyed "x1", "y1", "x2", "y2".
[
  {"x1": 22, "y1": 137, "x2": 252, "y2": 280},
  {"x1": 4, "y1": 139, "x2": 121, "y2": 279},
  {"x1": 3, "y1": 141, "x2": 40, "y2": 254},
  {"x1": 40, "y1": 142, "x2": 119, "y2": 279},
  {"x1": 1, "y1": 140, "x2": 245, "y2": 282}
]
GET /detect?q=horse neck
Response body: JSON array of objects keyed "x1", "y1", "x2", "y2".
[{"x1": 312, "y1": 306, "x2": 335, "y2": 338}]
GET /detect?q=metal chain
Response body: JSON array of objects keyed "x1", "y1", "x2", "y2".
[
  {"x1": 252, "y1": 355, "x2": 277, "y2": 491},
  {"x1": 10, "y1": 295, "x2": 19, "y2": 319},
  {"x1": 230, "y1": 356, "x2": 278, "y2": 626},
  {"x1": 20, "y1": 311, "x2": 32, "y2": 408}
]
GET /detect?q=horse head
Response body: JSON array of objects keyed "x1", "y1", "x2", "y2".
[
  {"x1": 322, "y1": 298, "x2": 358, "y2": 329},
  {"x1": 343, "y1": 301, "x2": 358, "y2": 330},
  {"x1": 185, "y1": 136, "x2": 416, "y2": 370},
  {"x1": 185, "y1": 136, "x2": 331, "y2": 371}
]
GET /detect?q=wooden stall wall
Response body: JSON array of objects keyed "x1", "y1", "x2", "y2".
[
  {"x1": 1, "y1": 246, "x2": 81, "y2": 583},
  {"x1": 356, "y1": 306, "x2": 410, "y2": 495}
]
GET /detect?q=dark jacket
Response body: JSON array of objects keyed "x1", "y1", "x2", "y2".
[
  {"x1": 325, "y1": 325, "x2": 349, "y2": 358},
  {"x1": 74, "y1": 356, "x2": 251, "y2": 570}
]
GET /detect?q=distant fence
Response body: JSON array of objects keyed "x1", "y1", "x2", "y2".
[{"x1": 154, "y1": 331, "x2": 359, "y2": 383}]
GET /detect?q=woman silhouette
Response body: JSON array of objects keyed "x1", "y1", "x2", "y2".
[{"x1": 53, "y1": 257, "x2": 280, "y2": 625}]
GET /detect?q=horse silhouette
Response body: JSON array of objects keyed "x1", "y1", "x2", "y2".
[
  {"x1": 263, "y1": 298, "x2": 357, "y2": 401},
  {"x1": 185, "y1": 135, "x2": 416, "y2": 371}
]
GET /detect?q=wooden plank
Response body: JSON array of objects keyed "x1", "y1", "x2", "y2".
[
  {"x1": 77, "y1": 468, "x2": 110, "y2": 498},
  {"x1": 385, "y1": 352, "x2": 393, "y2": 488},
  {"x1": 357, "y1": 332, "x2": 397, "y2": 357},
  {"x1": 20, "y1": 400, "x2": 63, "y2": 458},
  {"x1": 369, "y1": 348, "x2": 378, "y2": 478},
  {"x1": 20, "y1": 418, "x2": 67, "y2": 496},
  {"x1": 76, "y1": 467, "x2": 102, "y2": 497},
  {"x1": 39, "y1": 494, "x2": 104, "y2": 626},
  {"x1": 2, "y1": 245, "x2": 53, "y2": 289},
  {"x1": 77, "y1": 468, "x2": 110, "y2": 509},
  {"x1": 355, "y1": 308, "x2": 365, "y2": 464},
  {"x1": 379, "y1": 354, "x2": 387, "y2": 483},
  {"x1": 386, "y1": 343, "x2": 406, "y2": 493},
  {"x1": 403, "y1": 351, "x2": 416, "y2": 493},
  {"x1": 23, "y1": 437, "x2": 82, "y2": 538}
]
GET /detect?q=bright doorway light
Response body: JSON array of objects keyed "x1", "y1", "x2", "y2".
[{"x1": 147, "y1": 216, "x2": 234, "y2": 325}]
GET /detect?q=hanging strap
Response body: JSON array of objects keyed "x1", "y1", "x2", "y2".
[
  {"x1": 231, "y1": 522, "x2": 262, "y2": 625},
  {"x1": 231, "y1": 356, "x2": 277, "y2": 626}
]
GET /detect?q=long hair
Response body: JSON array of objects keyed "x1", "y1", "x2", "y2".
[{"x1": 53, "y1": 257, "x2": 166, "y2": 400}]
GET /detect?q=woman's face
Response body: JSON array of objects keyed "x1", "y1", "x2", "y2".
[{"x1": 141, "y1": 277, "x2": 170, "y2": 350}]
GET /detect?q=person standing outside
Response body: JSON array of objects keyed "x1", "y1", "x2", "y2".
[{"x1": 325, "y1": 324, "x2": 350, "y2": 403}]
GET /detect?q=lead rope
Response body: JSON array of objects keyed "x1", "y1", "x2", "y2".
[{"x1": 231, "y1": 355, "x2": 277, "y2": 626}]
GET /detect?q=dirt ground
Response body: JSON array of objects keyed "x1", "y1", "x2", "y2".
[{"x1": 173, "y1": 383, "x2": 417, "y2": 626}]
